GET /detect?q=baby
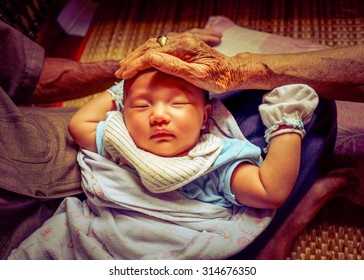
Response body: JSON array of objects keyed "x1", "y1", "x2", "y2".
[
  {"x1": 122, "y1": 68, "x2": 211, "y2": 157},
  {"x1": 69, "y1": 69, "x2": 318, "y2": 209}
]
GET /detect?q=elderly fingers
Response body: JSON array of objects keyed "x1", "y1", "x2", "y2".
[
  {"x1": 119, "y1": 53, "x2": 156, "y2": 79},
  {"x1": 182, "y1": 28, "x2": 222, "y2": 46},
  {"x1": 116, "y1": 37, "x2": 162, "y2": 77},
  {"x1": 117, "y1": 35, "x2": 193, "y2": 79}
]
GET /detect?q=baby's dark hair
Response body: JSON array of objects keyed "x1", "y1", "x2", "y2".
[{"x1": 202, "y1": 89, "x2": 210, "y2": 104}]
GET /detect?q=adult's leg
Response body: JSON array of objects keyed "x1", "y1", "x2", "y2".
[
  {"x1": 0, "y1": 189, "x2": 62, "y2": 259},
  {"x1": 0, "y1": 90, "x2": 82, "y2": 198},
  {"x1": 0, "y1": 90, "x2": 83, "y2": 258},
  {"x1": 217, "y1": 90, "x2": 337, "y2": 259}
]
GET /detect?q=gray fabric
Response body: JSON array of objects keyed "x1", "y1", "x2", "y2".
[
  {"x1": 0, "y1": 21, "x2": 82, "y2": 198},
  {"x1": 0, "y1": 21, "x2": 82, "y2": 259},
  {"x1": 0, "y1": 21, "x2": 43, "y2": 103},
  {"x1": 0, "y1": 189, "x2": 61, "y2": 259},
  {"x1": 1, "y1": 87, "x2": 82, "y2": 198}
]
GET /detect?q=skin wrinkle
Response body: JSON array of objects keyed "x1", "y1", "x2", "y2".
[
  {"x1": 232, "y1": 53, "x2": 340, "y2": 96},
  {"x1": 120, "y1": 32, "x2": 235, "y2": 93},
  {"x1": 320, "y1": 56, "x2": 362, "y2": 84},
  {"x1": 169, "y1": 57, "x2": 182, "y2": 75},
  {"x1": 164, "y1": 35, "x2": 234, "y2": 93},
  {"x1": 190, "y1": 49, "x2": 233, "y2": 92},
  {"x1": 277, "y1": 55, "x2": 363, "y2": 100},
  {"x1": 34, "y1": 71, "x2": 70, "y2": 96},
  {"x1": 209, "y1": 61, "x2": 229, "y2": 92},
  {"x1": 231, "y1": 54, "x2": 270, "y2": 91}
]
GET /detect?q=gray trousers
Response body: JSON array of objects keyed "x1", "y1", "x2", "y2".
[{"x1": 0, "y1": 90, "x2": 82, "y2": 258}]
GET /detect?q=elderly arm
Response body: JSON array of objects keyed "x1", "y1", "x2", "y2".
[
  {"x1": 27, "y1": 58, "x2": 120, "y2": 104},
  {"x1": 230, "y1": 45, "x2": 364, "y2": 102}
]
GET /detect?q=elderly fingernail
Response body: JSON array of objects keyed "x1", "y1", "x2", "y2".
[
  {"x1": 151, "y1": 54, "x2": 163, "y2": 67},
  {"x1": 114, "y1": 69, "x2": 122, "y2": 78},
  {"x1": 122, "y1": 69, "x2": 136, "y2": 80}
]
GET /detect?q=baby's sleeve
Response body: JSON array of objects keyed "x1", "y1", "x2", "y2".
[
  {"x1": 106, "y1": 81, "x2": 125, "y2": 111},
  {"x1": 218, "y1": 160, "x2": 246, "y2": 206}
]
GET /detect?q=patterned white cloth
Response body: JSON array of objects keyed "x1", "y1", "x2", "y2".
[{"x1": 8, "y1": 149, "x2": 274, "y2": 260}]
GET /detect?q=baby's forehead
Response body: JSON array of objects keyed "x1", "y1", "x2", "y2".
[
  {"x1": 124, "y1": 69, "x2": 207, "y2": 99},
  {"x1": 126, "y1": 69, "x2": 190, "y2": 87}
]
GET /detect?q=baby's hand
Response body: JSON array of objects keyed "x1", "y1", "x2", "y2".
[{"x1": 258, "y1": 84, "x2": 319, "y2": 143}]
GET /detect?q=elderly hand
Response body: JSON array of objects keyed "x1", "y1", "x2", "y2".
[
  {"x1": 168, "y1": 28, "x2": 222, "y2": 47},
  {"x1": 115, "y1": 32, "x2": 244, "y2": 93}
]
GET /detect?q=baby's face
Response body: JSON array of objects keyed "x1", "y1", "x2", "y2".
[{"x1": 123, "y1": 70, "x2": 210, "y2": 157}]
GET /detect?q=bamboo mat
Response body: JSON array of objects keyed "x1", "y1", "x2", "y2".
[
  {"x1": 80, "y1": 0, "x2": 364, "y2": 60},
  {"x1": 62, "y1": 0, "x2": 364, "y2": 259},
  {"x1": 288, "y1": 198, "x2": 364, "y2": 260}
]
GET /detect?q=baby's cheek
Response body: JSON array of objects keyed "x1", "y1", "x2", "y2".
[{"x1": 124, "y1": 117, "x2": 142, "y2": 140}]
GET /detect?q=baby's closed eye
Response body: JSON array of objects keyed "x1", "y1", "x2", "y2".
[
  {"x1": 130, "y1": 100, "x2": 150, "y2": 108},
  {"x1": 170, "y1": 98, "x2": 191, "y2": 106},
  {"x1": 133, "y1": 104, "x2": 149, "y2": 108},
  {"x1": 171, "y1": 102, "x2": 191, "y2": 106}
]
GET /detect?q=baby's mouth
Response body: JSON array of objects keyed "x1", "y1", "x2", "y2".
[{"x1": 151, "y1": 129, "x2": 174, "y2": 139}]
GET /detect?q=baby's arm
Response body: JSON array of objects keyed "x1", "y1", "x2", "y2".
[
  {"x1": 231, "y1": 84, "x2": 318, "y2": 209},
  {"x1": 231, "y1": 132, "x2": 301, "y2": 209},
  {"x1": 68, "y1": 91, "x2": 116, "y2": 152}
]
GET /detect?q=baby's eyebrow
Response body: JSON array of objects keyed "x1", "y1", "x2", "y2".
[{"x1": 125, "y1": 90, "x2": 150, "y2": 101}]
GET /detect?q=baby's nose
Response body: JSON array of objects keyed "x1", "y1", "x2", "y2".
[{"x1": 150, "y1": 104, "x2": 171, "y2": 124}]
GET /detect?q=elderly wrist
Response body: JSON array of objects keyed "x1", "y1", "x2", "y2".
[{"x1": 229, "y1": 53, "x2": 274, "y2": 91}]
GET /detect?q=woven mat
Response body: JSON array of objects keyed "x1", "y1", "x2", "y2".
[
  {"x1": 80, "y1": 0, "x2": 364, "y2": 61},
  {"x1": 62, "y1": 0, "x2": 364, "y2": 259},
  {"x1": 288, "y1": 198, "x2": 364, "y2": 260}
]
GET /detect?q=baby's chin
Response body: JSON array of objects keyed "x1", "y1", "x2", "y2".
[{"x1": 144, "y1": 147, "x2": 190, "y2": 158}]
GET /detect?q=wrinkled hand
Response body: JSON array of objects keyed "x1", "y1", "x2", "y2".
[
  {"x1": 168, "y1": 28, "x2": 222, "y2": 47},
  {"x1": 115, "y1": 32, "x2": 238, "y2": 93}
]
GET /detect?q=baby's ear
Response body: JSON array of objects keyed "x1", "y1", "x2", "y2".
[{"x1": 201, "y1": 103, "x2": 212, "y2": 129}]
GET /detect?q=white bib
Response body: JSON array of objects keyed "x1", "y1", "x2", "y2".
[{"x1": 103, "y1": 111, "x2": 224, "y2": 193}]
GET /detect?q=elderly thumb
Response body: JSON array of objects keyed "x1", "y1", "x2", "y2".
[{"x1": 151, "y1": 53, "x2": 165, "y2": 67}]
